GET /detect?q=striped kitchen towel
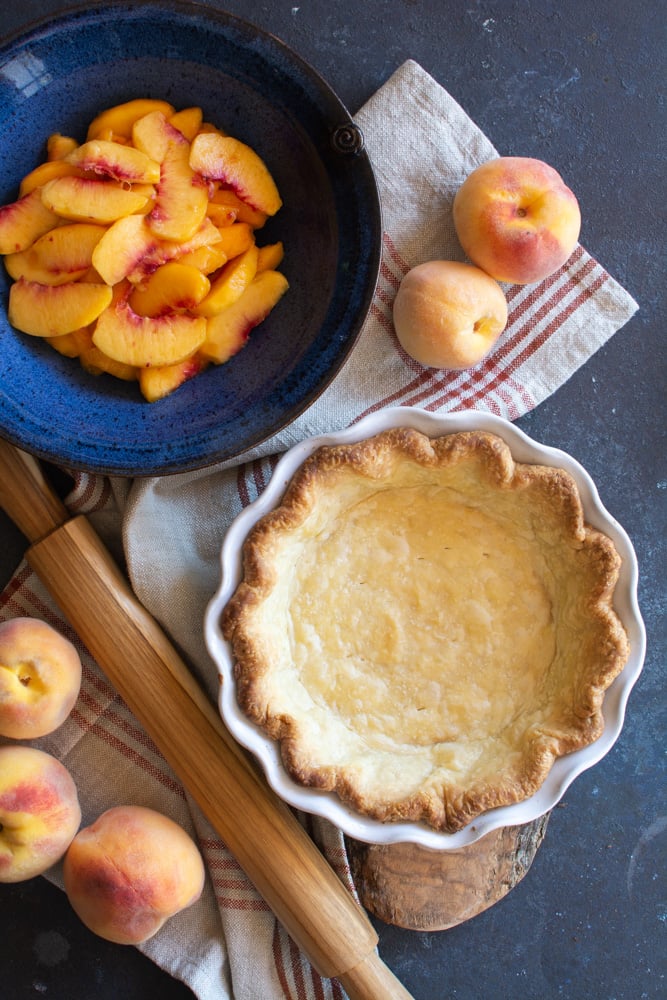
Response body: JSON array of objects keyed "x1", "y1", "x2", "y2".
[{"x1": 0, "y1": 59, "x2": 638, "y2": 1000}]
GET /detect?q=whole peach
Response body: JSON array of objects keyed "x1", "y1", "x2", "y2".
[
  {"x1": 392, "y1": 260, "x2": 508, "y2": 369},
  {"x1": 0, "y1": 617, "x2": 82, "y2": 739},
  {"x1": 452, "y1": 156, "x2": 581, "y2": 284},
  {"x1": 0, "y1": 745, "x2": 81, "y2": 882},
  {"x1": 63, "y1": 805, "x2": 206, "y2": 944}
]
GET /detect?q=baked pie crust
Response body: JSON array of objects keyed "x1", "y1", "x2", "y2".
[{"x1": 221, "y1": 428, "x2": 630, "y2": 833}]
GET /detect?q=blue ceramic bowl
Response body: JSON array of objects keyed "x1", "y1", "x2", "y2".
[{"x1": 0, "y1": 2, "x2": 381, "y2": 476}]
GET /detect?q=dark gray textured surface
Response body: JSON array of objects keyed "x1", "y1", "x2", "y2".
[{"x1": 1, "y1": 2, "x2": 664, "y2": 999}]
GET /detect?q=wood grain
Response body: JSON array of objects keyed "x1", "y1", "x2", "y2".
[
  {"x1": 347, "y1": 813, "x2": 550, "y2": 930},
  {"x1": 26, "y1": 516, "x2": 404, "y2": 993},
  {"x1": 0, "y1": 437, "x2": 413, "y2": 999},
  {"x1": 0, "y1": 434, "x2": 549, "y2": 987}
]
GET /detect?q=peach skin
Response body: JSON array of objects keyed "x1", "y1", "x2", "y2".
[
  {"x1": 453, "y1": 156, "x2": 581, "y2": 284},
  {"x1": 0, "y1": 745, "x2": 81, "y2": 882},
  {"x1": 0, "y1": 616, "x2": 82, "y2": 739},
  {"x1": 392, "y1": 260, "x2": 508, "y2": 369},
  {"x1": 63, "y1": 805, "x2": 206, "y2": 944}
]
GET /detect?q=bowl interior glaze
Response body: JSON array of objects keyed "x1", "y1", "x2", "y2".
[{"x1": 0, "y1": 1, "x2": 381, "y2": 475}]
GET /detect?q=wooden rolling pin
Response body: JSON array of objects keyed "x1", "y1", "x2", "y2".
[{"x1": 0, "y1": 438, "x2": 414, "y2": 1000}]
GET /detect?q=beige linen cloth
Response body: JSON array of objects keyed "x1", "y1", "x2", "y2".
[{"x1": 0, "y1": 60, "x2": 638, "y2": 1000}]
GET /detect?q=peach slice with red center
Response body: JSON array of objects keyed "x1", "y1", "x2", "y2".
[
  {"x1": 87, "y1": 99, "x2": 175, "y2": 141},
  {"x1": 92, "y1": 285, "x2": 206, "y2": 367},
  {"x1": 0, "y1": 189, "x2": 59, "y2": 255},
  {"x1": 127, "y1": 217, "x2": 222, "y2": 283},
  {"x1": 130, "y1": 261, "x2": 211, "y2": 317},
  {"x1": 200, "y1": 269, "x2": 288, "y2": 364},
  {"x1": 91, "y1": 214, "x2": 221, "y2": 286},
  {"x1": 139, "y1": 354, "x2": 209, "y2": 402},
  {"x1": 189, "y1": 132, "x2": 282, "y2": 216},
  {"x1": 4, "y1": 223, "x2": 107, "y2": 286},
  {"x1": 133, "y1": 112, "x2": 209, "y2": 242},
  {"x1": 65, "y1": 140, "x2": 160, "y2": 184},
  {"x1": 40, "y1": 176, "x2": 152, "y2": 224},
  {"x1": 9, "y1": 278, "x2": 113, "y2": 337},
  {"x1": 194, "y1": 244, "x2": 258, "y2": 317}
]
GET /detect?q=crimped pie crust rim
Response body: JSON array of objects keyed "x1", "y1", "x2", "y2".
[{"x1": 221, "y1": 426, "x2": 630, "y2": 834}]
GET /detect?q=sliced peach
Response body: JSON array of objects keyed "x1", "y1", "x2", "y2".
[
  {"x1": 194, "y1": 244, "x2": 258, "y2": 317},
  {"x1": 4, "y1": 223, "x2": 107, "y2": 285},
  {"x1": 133, "y1": 112, "x2": 208, "y2": 241},
  {"x1": 151, "y1": 143, "x2": 209, "y2": 241},
  {"x1": 189, "y1": 133, "x2": 282, "y2": 215},
  {"x1": 92, "y1": 214, "x2": 221, "y2": 286},
  {"x1": 90, "y1": 215, "x2": 158, "y2": 285},
  {"x1": 40, "y1": 176, "x2": 151, "y2": 223},
  {"x1": 19, "y1": 160, "x2": 81, "y2": 196},
  {"x1": 205, "y1": 201, "x2": 238, "y2": 228},
  {"x1": 256, "y1": 241, "x2": 284, "y2": 273},
  {"x1": 213, "y1": 222, "x2": 254, "y2": 261},
  {"x1": 47, "y1": 133, "x2": 78, "y2": 161},
  {"x1": 92, "y1": 288, "x2": 206, "y2": 367},
  {"x1": 127, "y1": 217, "x2": 221, "y2": 283},
  {"x1": 169, "y1": 106, "x2": 203, "y2": 141},
  {"x1": 130, "y1": 262, "x2": 210, "y2": 317},
  {"x1": 131, "y1": 110, "x2": 180, "y2": 163},
  {"x1": 8, "y1": 278, "x2": 113, "y2": 337},
  {"x1": 87, "y1": 99, "x2": 175, "y2": 140},
  {"x1": 79, "y1": 345, "x2": 139, "y2": 381},
  {"x1": 47, "y1": 327, "x2": 94, "y2": 357},
  {"x1": 139, "y1": 353, "x2": 208, "y2": 402},
  {"x1": 200, "y1": 269, "x2": 288, "y2": 364},
  {"x1": 178, "y1": 243, "x2": 227, "y2": 275},
  {"x1": 210, "y1": 188, "x2": 267, "y2": 228},
  {"x1": 65, "y1": 140, "x2": 160, "y2": 184},
  {"x1": 0, "y1": 189, "x2": 59, "y2": 255},
  {"x1": 125, "y1": 182, "x2": 156, "y2": 216}
]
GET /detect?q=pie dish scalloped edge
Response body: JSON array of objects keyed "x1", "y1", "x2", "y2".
[{"x1": 204, "y1": 407, "x2": 645, "y2": 849}]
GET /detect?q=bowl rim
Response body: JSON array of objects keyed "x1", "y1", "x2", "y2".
[
  {"x1": 205, "y1": 407, "x2": 646, "y2": 850},
  {"x1": 0, "y1": 0, "x2": 382, "y2": 477}
]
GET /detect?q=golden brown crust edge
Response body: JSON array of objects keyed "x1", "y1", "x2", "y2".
[{"x1": 221, "y1": 428, "x2": 630, "y2": 833}]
